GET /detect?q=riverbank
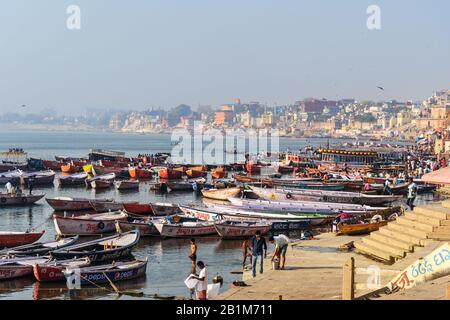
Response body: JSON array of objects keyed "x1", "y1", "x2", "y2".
[{"x1": 215, "y1": 232, "x2": 449, "y2": 300}]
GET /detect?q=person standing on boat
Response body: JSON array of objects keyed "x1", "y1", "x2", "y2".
[
  {"x1": 189, "y1": 238, "x2": 197, "y2": 274},
  {"x1": 5, "y1": 180, "x2": 13, "y2": 194},
  {"x1": 406, "y1": 177, "x2": 418, "y2": 211},
  {"x1": 269, "y1": 234, "x2": 290, "y2": 270},
  {"x1": 251, "y1": 230, "x2": 267, "y2": 278},
  {"x1": 28, "y1": 175, "x2": 35, "y2": 195}
]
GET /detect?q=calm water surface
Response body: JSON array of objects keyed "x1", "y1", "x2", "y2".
[{"x1": 0, "y1": 130, "x2": 422, "y2": 300}]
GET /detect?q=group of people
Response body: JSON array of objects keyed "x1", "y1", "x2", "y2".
[
  {"x1": 4, "y1": 176, "x2": 35, "y2": 196},
  {"x1": 242, "y1": 231, "x2": 290, "y2": 278}
]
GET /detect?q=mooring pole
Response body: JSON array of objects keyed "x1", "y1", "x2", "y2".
[{"x1": 342, "y1": 257, "x2": 355, "y2": 300}]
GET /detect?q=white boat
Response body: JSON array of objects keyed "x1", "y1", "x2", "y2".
[
  {"x1": 227, "y1": 197, "x2": 383, "y2": 213},
  {"x1": 214, "y1": 220, "x2": 272, "y2": 239},
  {"x1": 53, "y1": 211, "x2": 128, "y2": 236},
  {"x1": 201, "y1": 187, "x2": 241, "y2": 200},
  {"x1": 179, "y1": 205, "x2": 332, "y2": 225},
  {"x1": 249, "y1": 186, "x2": 402, "y2": 205},
  {"x1": 153, "y1": 219, "x2": 217, "y2": 238}
]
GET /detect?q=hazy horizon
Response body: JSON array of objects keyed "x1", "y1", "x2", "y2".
[{"x1": 0, "y1": 0, "x2": 449, "y2": 116}]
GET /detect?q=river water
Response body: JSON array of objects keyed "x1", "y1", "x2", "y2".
[{"x1": 0, "y1": 130, "x2": 425, "y2": 300}]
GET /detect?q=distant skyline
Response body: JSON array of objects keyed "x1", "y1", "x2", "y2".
[{"x1": 0, "y1": 0, "x2": 449, "y2": 115}]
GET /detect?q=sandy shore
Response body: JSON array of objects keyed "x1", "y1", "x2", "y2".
[{"x1": 216, "y1": 233, "x2": 449, "y2": 300}]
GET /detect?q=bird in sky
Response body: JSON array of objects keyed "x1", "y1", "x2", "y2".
[
  {"x1": 376, "y1": 86, "x2": 385, "y2": 91},
  {"x1": 21, "y1": 104, "x2": 26, "y2": 108}
]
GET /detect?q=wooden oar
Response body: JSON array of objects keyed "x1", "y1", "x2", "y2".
[{"x1": 101, "y1": 272, "x2": 144, "y2": 298}]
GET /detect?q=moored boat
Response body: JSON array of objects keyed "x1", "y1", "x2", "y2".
[
  {"x1": 1, "y1": 236, "x2": 79, "y2": 256},
  {"x1": 53, "y1": 211, "x2": 128, "y2": 236},
  {"x1": 85, "y1": 173, "x2": 116, "y2": 189},
  {"x1": 337, "y1": 220, "x2": 388, "y2": 236},
  {"x1": 51, "y1": 230, "x2": 140, "y2": 262},
  {"x1": 33, "y1": 257, "x2": 91, "y2": 282},
  {"x1": 115, "y1": 180, "x2": 139, "y2": 191},
  {"x1": 0, "y1": 230, "x2": 45, "y2": 248},
  {"x1": 115, "y1": 218, "x2": 161, "y2": 236},
  {"x1": 58, "y1": 172, "x2": 88, "y2": 186},
  {"x1": 158, "y1": 168, "x2": 183, "y2": 179},
  {"x1": 89, "y1": 200, "x2": 137, "y2": 213},
  {"x1": 201, "y1": 187, "x2": 241, "y2": 201},
  {"x1": 0, "y1": 193, "x2": 45, "y2": 206},
  {"x1": 63, "y1": 259, "x2": 147, "y2": 285},
  {"x1": 45, "y1": 197, "x2": 99, "y2": 211},
  {"x1": 214, "y1": 220, "x2": 271, "y2": 239},
  {"x1": 154, "y1": 219, "x2": 217, "y2": 238},
  {"x1": 0, "y1": 257, "x2": 50, "y2": 281},
  {"x1": 129, "y1": 167, "x2": 153, "y2": 179}
]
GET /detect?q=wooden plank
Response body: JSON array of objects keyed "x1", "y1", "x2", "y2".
[{"x1": 342, "y1": 257, "x2": 355, "y2": 300}]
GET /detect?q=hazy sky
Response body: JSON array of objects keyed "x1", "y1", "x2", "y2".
[{"x1": 0, "y1": 0, "x2": 449, "y2": 115}]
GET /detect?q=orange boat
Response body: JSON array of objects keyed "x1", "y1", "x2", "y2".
[
  {"x1": 158, "y1": 168, "x2": 183, "y2": 179},
  {"x1": 129, "y1": 167, "x2": 153, "y2": 179},
  {"x1": 212, "y1": 167, "x2": 226, "y2": 179},
  {"x1": 186, "y1": 169, "x2": 207, "y2": 178},
  {"x1": 189, "y1": 165, "x2": 208, "y2": 172},
  {"x1": 61, "y1": 163, "x2": 80, "y2": 174}
]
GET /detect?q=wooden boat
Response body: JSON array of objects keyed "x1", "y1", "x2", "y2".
[
  {"x1": 0, "y1": 193, "x2": 45, "y2": 206},
  {"x1": 201, "y1": 187, "x2": 241, "y2": 200},
  {"x1": 43, "y1": 160, "x2": 63, "y2": 171},
  {"x1": 227, "y1": 197, "x2": 383, "y2": 213},
  {"x1": 123, "y1": 202, "x2": 181, "y2": 216},
  {"x1": 186, "y1": 169, "x2": 207, "y2": 178},
  {"x1": 53, "y1": 211, "x2": 128, "y2": 236},
  {"x1": 249, "y1": 186, "x2": 402, "y2": 206},
  {"x1": 23, "y1": 170, "x2": 55, "y2": 186},
  {"x1": 129, "y1": 167, "x2": 153, "y2": 179},
  {"x1": 0, "y1": 230, "x2": 45, "y2": 248},
  {"x1": 61, "y1": 163, "x2": 80, "y2": 174},
  {"x1": 278, "y1": 165, "x2": 295, "y2": 174},
  {"x1": 214, "y1": 220, "x2": 271, "y2": 239},
  {"x1": 211, "y1": 166, "x2": 227, "y2": 179},
  {"x1": 45, "y1": 197, "x2": 99, "y2": 211},
  {"x1": 1, "y1": 236, "x2": 79, "y2": 256},
  {"x1": 58, "y1": 172, "x2": 88, "y2": 186},
  {"x1": 115, "y1": 180, "x2": 139, "y2": 191},
  {"x1": 51, "y1": 231, "x2": 140, "y2": 262},
  {"x1": 0, "y1": 257, "x2": 50, "y2": 281},
  {"x1": 164, "y1": 178, "x2": 206, "y2": 191},
  {"x1": 33, "y1": 257, "x2": 91, "y2": 282},
  {"x1": 89, "y1": 200, "x2": 137, "y2": 213},
  {"x1": 63, "y1": 259, "x2": 147, "y2": 285},
  {"x1": 387, "y1": 183, "x2": 409, "y2": 195},
  {"x1": 180, "y1": 205, "x2": 332, "y2": 225},
  {"x1": 158, "y1": 168, "x2": 183, "y2": 179},
  {"x1": 115, "y1": 218, "x2": 161, "y2": 236},
  {"x1": 153, "y1": 219, "x2": 217, "y2": 238},
  {"x1": 338, "y1": 220, "x2": 388, "y2": 236},
  {"x1": 85, "y1": 173, "x2": 116, "y2": 189}
]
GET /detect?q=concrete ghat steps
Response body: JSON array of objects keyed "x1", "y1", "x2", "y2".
[
  {"x1": 354, "y1": 242, "x2": 393, "y2": 263},
  {"x1": 396, "y1": 216, "x2": 437, "y2": 233},
  {"x1": 414, "y1": 205, "x2": 450, "y2": 220},
  {"x1": 370, "y1": 232, "x2": 414, "y2": 252},
  {"x1": 361, "y1": 237, "x2": 405, "y2": 258},
  {"x1": 354, "y1": 202, "x2": 450, "y2": 262}
]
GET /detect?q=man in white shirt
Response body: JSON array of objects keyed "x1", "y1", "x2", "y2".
[
  {"x1": 269, "y1": 234, "x2": 290, "y2": 270},
  {"x1": 5, "y1": 181, "x2": 13, "y2": 194},
  {"x1": 190, "y1": 261, "x2": 208, "y2": 300}
]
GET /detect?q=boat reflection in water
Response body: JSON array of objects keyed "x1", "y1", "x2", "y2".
[
  {"x1": 32, "y1": 276, "x2": 147, "y2": 300},
  {"x1": 0, "y1": 276, "x2": 35, "y2": 298}
]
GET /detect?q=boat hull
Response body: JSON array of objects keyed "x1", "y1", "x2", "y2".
[
  {"x1": 0, "y1": 231, "x2": 45, "y2": 248},
  {"x1": 53, "y1": 212, "x2": 128, "y2": 236}
]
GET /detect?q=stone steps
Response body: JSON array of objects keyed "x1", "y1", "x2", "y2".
[
  {"x1": 354, "y1": 202, "x2": 450, "y2": 263},
  {"x1": 370, "y1": 232, "x2": 414, "y2": 252}
]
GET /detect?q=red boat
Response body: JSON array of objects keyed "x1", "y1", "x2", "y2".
[
  {"x1": 43, "y1": 160, "x2": 63, "y2": 171},
  {"x1": 45, "y1": 197, "x2": 94, "y2": 211},
  {"x1": 212, "y1": 167, "x2": 226, "y2": 179},
  {"x1": 0, "y1": 231, "x2": 45, "y2": 248},
  {"x1": 158, "y1": 168, "x2": 183, "y2": 179},
  {"x1": 33, "y1": 257, "x2": 91, "y2": 282},
  {"x1": 129, "y1": 167, "x2": 153, "y2": 179},
  {"x1": 186, "y1": 169, "x2": 207, "y2": 178},
  {"x1": 61, "y1": 163, "x2": 80, "y2": 174},
  {"x1": 123, "y1": 203, "x2": 153, "y2": 215}
]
